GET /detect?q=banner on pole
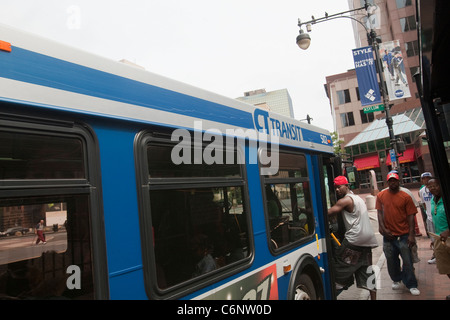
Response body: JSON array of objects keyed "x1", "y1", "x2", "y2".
[
  {"x1": 379, "y1": 40, "x2": 411, "y2": 101},
  {"x1": 352, "y1": 46, "x2": 382, "y2": 107}
]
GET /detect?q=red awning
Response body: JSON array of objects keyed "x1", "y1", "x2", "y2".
[
  {"x1": 386, "y1": 147, "x2": 416, "y2": 165},
  {"x1": 353, "y1": 154, "x2": 380, "y2": 171}
]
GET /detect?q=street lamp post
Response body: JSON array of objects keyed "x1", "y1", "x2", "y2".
[{"x1": 296, "y1": 1, "x2": 402, "y2": 171}]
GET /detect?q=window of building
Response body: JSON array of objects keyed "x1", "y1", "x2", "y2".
[
  {"x1": 337, "y1": 89, "x2": 351, "y2": 105},
  {"x1": 376, "y1": 139, "x2": 386, "y2": 151},
  {"x1": 360, "y1": 143, "x2": 368, "y2": 154},
  {"x1": 396, "y1": 0, "x2": 412, "y2": 9},
  {"x1": 410, "y1": 66, "x2": 419, "y2": 82},
  {"x1": 401, "y1": 133, "x2": 412, "y2": 144},
  {"x1": 345, "y1": 147, "x2": 352, "y2": 156},
  {"x1": 356, "y1": 87, "x2": 361, "y2": 101},
  {"x1": 260, "y1": 150, "x2": 314, "y2": 253},
  {"x1": 360, "y1": 110, "x2": 375, "y2": 124},
  {"x1": 136, "y1": 132, "x2": 251, "y2": 296},
  {"x1": 405, "y1": 40, "x2": 419, "y2": 57},
  {"x1": 341, "y1": 112, "x2": 355, "y2": 127},
  {"x1": 400, "y1": 16, "x2": 417, "y2": 32},
  {"x1": 360, "y1": 0, "x2": 375, "y2": 5},
  {"x1": 352, "y1": 145, "x2": 360, "y2": 156}
]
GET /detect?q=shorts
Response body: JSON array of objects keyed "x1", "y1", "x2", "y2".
[
  {"x1": 333, "y1": 239, "x2": 375, "y2": 290},
  {"x1": 434, "y1": 238, "x2": 450, "y2": 275}
]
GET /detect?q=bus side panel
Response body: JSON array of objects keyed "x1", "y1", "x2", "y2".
[
  {"x1": 276, "y1": 275, "x2": 290, "y2": 300},
  {"x1": 109, "y1": 270, "x2": 146, "y2": 300},
  {"x1": 93, "y1": 122, "x2": 146, "y2": 298},
  {"x1": 245, "y1": 145, "x2": 271, "y2": 267}
]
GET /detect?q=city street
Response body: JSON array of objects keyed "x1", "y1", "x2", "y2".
[
  {"x1": 0, "y1": 231, "x2": 67, "y2": 265},
  {"x1": 337, "y1": 189, "x2": 450, "y2": 300}
]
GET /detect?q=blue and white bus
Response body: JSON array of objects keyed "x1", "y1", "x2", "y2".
[{"x1": 0, "y1": 24, "x2": 339, "y2": 300}]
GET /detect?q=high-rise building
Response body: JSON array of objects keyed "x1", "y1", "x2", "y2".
[
  {"x1": 236, "y1": 88, "x2": 295, "y2": 118},
  {"x1": 325, "y1": 0, "x2": 431, "y2": 190}
]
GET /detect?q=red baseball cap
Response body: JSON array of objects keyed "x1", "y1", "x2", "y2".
[
  {"x1": 387, "y1": 172, "x2": 400, "y2": 181},
  {"x1": 334, "y1": 176, "x2": 349, "y2": 186}
]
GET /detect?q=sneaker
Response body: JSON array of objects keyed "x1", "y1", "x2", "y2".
[
  {"x1": 410, "y1": 288, "x2": 420, "y2": 296},
  {"x1": 392, "y1": 282, "x2": 401, "y2": 290},
  {"x1": 428, "y1": 257, "x2": 436, "y2": 264},
  {"x1": 336, "y1": 283, "x2": 345, "y2": 290},
  {"x1": 43, "y1": 242, "x2": 47, "y2": 245}
]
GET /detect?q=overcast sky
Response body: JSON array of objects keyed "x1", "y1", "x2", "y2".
[{"x1": 0, "y1": 0, "x2": 359, "y2": 132}]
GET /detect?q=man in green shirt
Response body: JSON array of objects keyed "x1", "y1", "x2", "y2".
[{"x1": 428, "y1": 177, "x2": 450, "y2": 300}]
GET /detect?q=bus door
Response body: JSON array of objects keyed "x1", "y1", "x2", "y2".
[{"x1": 320, "y1": 155, "x2": 344, "y2": 299}]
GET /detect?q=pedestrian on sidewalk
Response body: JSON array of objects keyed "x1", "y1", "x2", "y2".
[
  {"x1": 418, "y1": 172, "x2": 436, "y2": 263},
  {"x1": 384, "y1": 170, "x2": 422, "y2": 236},
  {"x1": 376, "y1": 172, "x2": 420, "y2": 296},
  {"x1": 428, "y1": 177, "x2": 450, "y2": 300},
  {"x1": 328, "y1": 176, "x2": 378, "y2": 300},
  {"x1": 35, "y1": 219, "x2": 46, "y2": 245}
]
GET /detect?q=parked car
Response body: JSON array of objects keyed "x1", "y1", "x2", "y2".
[{"x1": 0, "y1": 226, "x2": 29, "y2": 237}]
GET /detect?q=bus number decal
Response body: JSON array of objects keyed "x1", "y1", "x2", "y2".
[
  {"x1": 202, "y1": 264, "x2": 278, "y2": 300},
  {"x1": 242, "y1": 274, "x2": 272, "y2": 300}
]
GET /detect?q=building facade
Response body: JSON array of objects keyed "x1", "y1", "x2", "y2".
[
  {"x1": 325, "y1": 0, "x2": 431, "y2": 190},
  {"x1": 236, "y1": 88, "x2": 295, "y2": 118}
]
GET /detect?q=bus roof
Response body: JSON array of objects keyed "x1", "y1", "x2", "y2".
[{"x1": 0, "y1": 23, "x2": 333, "y2": 153}]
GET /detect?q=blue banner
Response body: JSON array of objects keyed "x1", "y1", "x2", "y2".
[{"x1": 352, "y1": 46, "x2": 382, "y2": 106}]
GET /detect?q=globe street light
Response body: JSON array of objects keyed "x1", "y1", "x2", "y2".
[{"x1": 296, "y1": 28, "x2": 311, "y2": 50}]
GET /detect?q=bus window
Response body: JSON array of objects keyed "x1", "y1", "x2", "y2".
[
  {"x1": 150, "y1": 186, "x2": 248, "y2": 289},
  {"x1": 0, "y1": 120, "x2": 103, "y2": 300},
  {"x1": 0, "y1": 195, "x2": 94, "y2": 299},
  {"x1": 0, "y1": 131, "x2": 85, "y2": 180},
  {"x1": 137, "y1": 133, "x2": 252, "y2": 296},
  {"x1": 261, "y1": 150, "x2": 314, "y2": 251}
]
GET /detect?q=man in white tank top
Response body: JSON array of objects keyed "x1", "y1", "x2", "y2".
[{"x1": 328, "y1": 176, "x2": 378, "y2": 300}]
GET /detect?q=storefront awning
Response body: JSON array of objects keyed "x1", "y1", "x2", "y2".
[
  {"x1": 353, "y1": 154, "x2": 380, "y2": 171},
  {"x1": 386, "y1": 147, "x2": 416, "y2": 165}
]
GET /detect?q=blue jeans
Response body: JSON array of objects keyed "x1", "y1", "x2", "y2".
[{"x1": 383, "y1": 235, "x2": 418, "y2": 289}]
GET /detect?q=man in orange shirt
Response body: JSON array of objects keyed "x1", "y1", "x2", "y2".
[{"x1": 376, "y1": 172, "x2": 420, "y2": 296}]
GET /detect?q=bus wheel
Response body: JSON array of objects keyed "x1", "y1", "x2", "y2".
[
  {"x1": 294, "y1": 274, "x2": 316, "y2": 300},
  {"x1": 288, "y1": 254, "x2": 324, "y2": 300}
]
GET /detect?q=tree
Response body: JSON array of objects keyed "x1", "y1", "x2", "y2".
[{"x1": 330, "y1": 131, "x2": 344, "y2": 155}]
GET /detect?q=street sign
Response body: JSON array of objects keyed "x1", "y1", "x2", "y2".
[
  {"x1": 389, "y1": 148, "x2": 398, "y2": 170},
  {"x1": 389, "y1": 148, "x2": 397, "y2": 163},
  {"x1": 363, "y1": 104, "x2": 385, "y2": 113}
]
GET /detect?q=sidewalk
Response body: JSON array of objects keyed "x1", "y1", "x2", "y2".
[{"x1": 337, "y1": 189, "x2": 450, "y2": 300}]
